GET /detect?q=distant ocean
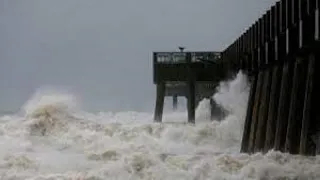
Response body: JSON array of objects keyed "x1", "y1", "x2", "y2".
[{"x1": 0, "y1": 71, "x2": 319, "y2": 180}]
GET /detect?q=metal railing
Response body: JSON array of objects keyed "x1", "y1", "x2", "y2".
[{"x1": 153, "y1": 51, "x2": 221, "y2": 64}]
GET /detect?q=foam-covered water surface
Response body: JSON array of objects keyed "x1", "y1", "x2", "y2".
[{"x1": 0, "y1": 72, "x2": 319, "y2": 180}]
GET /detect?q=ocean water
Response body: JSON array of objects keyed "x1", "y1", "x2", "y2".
[{"x1": 0, "y1": 72, "x2": 319, "y2": 180}]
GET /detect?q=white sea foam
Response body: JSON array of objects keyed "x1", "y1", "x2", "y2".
[{"x1": 0, "y1": 71, "x2": 319, "y2": 180}]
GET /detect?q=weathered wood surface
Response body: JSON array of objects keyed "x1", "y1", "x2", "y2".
[
  {"x1": 241, "y1": 76, "x2": 258, "y2": 153},
  {"x1": 264, "y1": 65, "x2": 282, "y2": 152}
]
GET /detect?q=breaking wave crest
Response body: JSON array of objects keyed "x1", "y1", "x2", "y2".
[
  {"x1": 20, "y1": 89, "x2": 79, "y2": 136},
  {"x1": 212, "y1": 72, "x2": 250, "y2": 145},
  {"x1": 0, "y1": 71, "x2": 319, "y2": 180}
]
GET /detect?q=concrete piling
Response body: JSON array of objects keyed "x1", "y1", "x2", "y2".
[{"x1": 154, "y1": 83, "x2": 165, "y2": 122}]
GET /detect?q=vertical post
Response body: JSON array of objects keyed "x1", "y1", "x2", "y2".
[
  {"x1": 273, "y1": 0, "x2": 293, "y2": 152},
  {"x1": 187, "y1": 52, "x2": 195, "y2": 124},
  {"x1": 274, "y1": 60, "x2": 294, "y2": 151},
  {"x1": 173, "y1": 95, "x2": 178, "y2": 110},
  {"x1": 284, "y1": 57, "x2": 308, "y2": 154},
  {"x1": 210, "y1": 98, "x2": 215, "y2": 121},
  {"x1": 210, "y1": 97, "x2": 214, "y2": 120},
  {"x1": 241, "y1": 75, "x2": 258, "y2": 153},
  {"x1": 253, "y1": 14, "x2": 271, "y2": 153},
  {"x1": 264, "y1": 65, "x2": 282, "y2": 152},
  {"x1": 154, "y1": 83, "x2": 166, "y2": 122},
  {"x1": 248, "y1": 71, "x2": 264, "y2": 153},
  {"x1": 300, "y1": 53, "x2": 318, "y2": 155},
  {"x1": 254, "y1": 69, "x2": 272, "y2": 152}
]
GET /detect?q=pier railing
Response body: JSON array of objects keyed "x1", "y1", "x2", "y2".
[
  {"x1": 153, "y1": 51, "x2": 224, "y2": 84},
  {"x1": 154, "y1": 51, "x2": 221, "y2": 64}
]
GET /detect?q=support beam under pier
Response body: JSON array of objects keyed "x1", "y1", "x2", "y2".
[
  {"x1": 241, "y1": 75, "x2": 258, "y2": 153},
  {"x1": 248, "y1": 71, "x2": 264, "y2": 153},
  {"x1": 274, "y1": 60, "x2": 294, "y2": 151},
  {"x1": 154, "y1": 83, "x2": 165, "y2": 122},
  {"x1": 264, "y1": 65, "x2": 282, "y2": 152},
  {"x1": 187, "y1": 53, "x2": 195, "y2": 124},
  {"x1": 285, "y1": 57, "x2": 308, "y2": 154},
  {"x1": 187, "y1": 81, "x2": 195, "y2": 124},
  {"x1": 173, "y1": 95, "x2": 178, "y2": 110},
  {"x1": 300, "y1": 52, "x2": 320, "y2": 155},
  {"x1": 254, "y1": 69, "x2": 272, "y2": 152}
]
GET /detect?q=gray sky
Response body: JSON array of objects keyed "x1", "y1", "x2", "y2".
[{"x1": 0, "y1": 0, "x2": 277, "y2": 112}]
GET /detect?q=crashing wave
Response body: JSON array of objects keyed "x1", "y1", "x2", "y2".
[{"x1": 20, "y1": 88, "x2": 79, "y2": 136}]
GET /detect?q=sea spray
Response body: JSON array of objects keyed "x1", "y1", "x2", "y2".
[
  {"x1": 0, "y1": 71, "x2": 319, "y2": 180},
  {"x1": 213, "y1": 71, "x2": 250, "y2": 145},
  {"x1": 21, "y1": 87, "x2": 80, "y2": 118},
  {"x1": 18, "y1": 88, "x2": 79, "y2": 137}
]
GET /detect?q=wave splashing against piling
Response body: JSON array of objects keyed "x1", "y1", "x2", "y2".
[{"x1": 0, "y1": 71, "x2": 319, "y2": 179}]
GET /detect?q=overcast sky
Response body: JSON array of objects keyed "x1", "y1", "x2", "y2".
[{"x1": 0, "y1": 0, "x2": 277, "y2": 112}]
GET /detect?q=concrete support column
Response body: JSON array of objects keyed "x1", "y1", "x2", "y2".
[
  {"x1": 187, "y1": 81, "x2": 195, "y2": 124},
  {"x1": 186, "y1": 52, "x2": 195, "y2": 124},
  {"x1": 154, "y1": 83, "x2": 165, "y2": 122}
]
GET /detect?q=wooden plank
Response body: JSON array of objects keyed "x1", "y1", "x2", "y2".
[
  {"x1": 286, "y1": 0, "x2": 293, "y2": 28},
  {"x1": 268, "y1": 6, "x2": 276, "y2": 65},
  {"x1": 299, "y1": 0, "x2": 308, "y2": 20},
  {"x1": 248, "y1": 27, "x2": 254, "y2": 72},
  {"x1": 243, "y1": 31, "x2": 249, "y2": 71},
  {"x1": 278, "y1": 0, "x2": 287, "y2": 62},
  {"x1": 307, "y1": 0, "x2": 316, "y2": 15},
  {"x1": 252, "y1": 22, "x2": 259, "y2": 71},
  {"x1": 274, "y1": 61, "x2": 294, "y2": 151},
  {"x1": 275, "y1": 2, "x2": 281, "y2": 61},
  {"x1": 259, "y1": 16, "x2": 266, "y2": 68},
  {"x1": 280, "y1": 0, "x2": 287, "y2": 33},
  {"x1": 266, "y1": 8, "x2": 275, "y2": 65},
  {"x1": 254, "y1": 68, "x2": 273, "y2": 152},
  {"x1": 264, "y1": 65, "x2": 283, "y2": 152},
  {"x1": 248, "y1": 71, "x2": 264, "y2": 152},
  {"x1": 300, "y1": 52, "x2": 318, "y2": 155},
  {"x1": 257, "y1": 18, "x2": 263, "y2": 47},
  {"x1": 292, "y1": 0, "x2": 300, "y2": 25},
  {"x1": 265, "y1": 10, "x2": 271, "y2": 42},
  {"x1": 315, "y1": 5, "x2": 320, "y2": 41},
  {"x1": 298, "y1": 0, "x2": 316, "y2": 51},
  {"x1": 241, "y1": 75, "x2": 258, "y2": 153},
  {"x1": 285, "y1": 57, "x2": 308, "y2": 154},
  {"x1": 285, "y1": 0, "x2": 300, "y2": 55}
]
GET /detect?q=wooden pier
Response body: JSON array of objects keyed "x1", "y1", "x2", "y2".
[
  {"x1": 153, "y1": 51, "x2": 227, "y2": 123},
  {"x1": 153, "y1": 0, "x2": 320, "y2": 155},
  {"x1": 222, "y1": 0, "x2": 320, "y2": 155}
]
